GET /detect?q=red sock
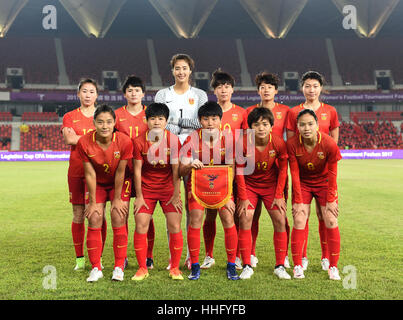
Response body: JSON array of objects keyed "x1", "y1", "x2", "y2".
[
  {"x1": 147, "y1": 219, "x2": 155, "y2": 259},
  {"x1": 302, "y1": 218, "x2": 309, "y2": 258},
  {"x1": 133, "y1": 231, "x2": 147, "y2": 269},
  {"x1": 169, "y1": 231, "x2": 183, "y2": 269},
  {"x1": 71, "y1": 222, "x2": 85, "y2": 257},
  {"x1": 273, "y1": 231, "x2": 288, "y2": 267},
  {"x1": 224, "y1": 225, "x2": 238, "y2": 264},
  {"x1": 101, "y1": 219, "x2": 107, "y2": 256},
  {"x1": 291, "y1": 228, "x2": 305, "y2": 267},
  {"x1": 203, "y1": 218, "x2": 216, "y2": 258},
  {"x1": 187, "y1": 227, "x2": 200, "y2": 265},
  {"x1": 87, "y1": 227, "x2": 102, "y2": 269},
  {"x1": 319, "y1": 220, "x2": 329, "y2": 259},
  {"x1": 326, "y1": 226, "x2": 340, "y2": 268},
  {"x1": 251, "y1": 218, "x2": 259, "y2": 256},
  {"x1": 113, "y1": 226, "x2": 127, "y2": 269},
  {"x1": 235, "y1": 217, "x2": 240, "y2": 258},
  {"x1": 285, "y1": 217, "x2": 290, "y2": 254},
  {"x1": 238, "y1": 228, "x2": 252, "y2": 266}
]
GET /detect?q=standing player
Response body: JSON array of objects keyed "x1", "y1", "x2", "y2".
[
  {"x1": 245, "y1": 72, "x2": 291, "y2": 269},
  {"x1": 201, "y1": 69, "x2": 248, "y2": 270},
  {"x1": 287, "y1": 109, "x2": 341, "y2": 280},
  {"x1": 62, "y1": 78, "x2": 106, "y2": 271},
  {"x1": 155, "y1": 53, "x2": 208, "y2": 269},
  {"x1": 179, "y1": 101, "x2": 250, "y2": 281},
  {"x1": 286, "y1": 71, "x2": 340, "y2": 271},
  {"x1": 114, "y1": 75, "x2": 154, "y2": 269},
  {"x1": 238, "y1": 107, "x2": 290, "y2": 280},
  {"x1": 76, "y1": 105, "x2": 133, "y2": 282},
  {"x1": 131, "y1": 103, "x2": 183, "y2": 281}
]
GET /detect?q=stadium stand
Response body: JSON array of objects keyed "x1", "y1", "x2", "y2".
[
  {"x1": 350, "y1": 111, "x2": 403, "y2": 122},
  {"x1": 332, "y1": 38, "x2": 403, "y2": 85},
  {"x1": 21, "y1": 112, "x2": 59, "y2": 122},
  {"x1": 339, "y1": 120, "x2": 402, "y2": 149},
  {"x1": 242, "y1": 38, "x2": 331, "y2": 86},
  {"x1": 0, "y1": 37, "x2": 58, "y2": 84},
  {"x1": 0, "y1": 124, "x2": 12, "y2": 150},
  {"x1": 61, "y1": 37, "x2": 151, "y2": 86},
  {"x1": 0, "y1": 112, "x2": 12, "y2": 122},
  {"x1": 19, "y1": 124, "x2": 68, "y2": 151}
]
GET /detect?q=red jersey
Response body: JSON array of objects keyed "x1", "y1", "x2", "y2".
[
  {"x1": 242, "y1": 133, "x2": 288, "y2": 198},
  {"x1": 221, "y1": 104, "x2": 248, "y2": 136},
  {"x1": 287, "y1": 132, "x2": 342, "y2": 202},
  {"x1": 181, "y1": 128, "x2": 247, "y2": 200},
  {"x1": 133, "y1": 130, "x2": 181, "y2": 193},
  {"x1": 246, "y1": 103, "x2": 289, "y2": 138},
  {"x1": 76, "y1": 131, "x2": 133, "y2": 187},
  {"x1": 286, "y1": 103, "x2": 339, "y2": 135},
  {"x1": 114, "y1": 105, "x2": 148, "y2": 140},
  {"x1": 61, "y1": 107, "x2": 95, "y2": 177}
]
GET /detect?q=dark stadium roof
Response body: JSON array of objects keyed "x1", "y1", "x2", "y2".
[{"x1": 5, "y1": 0, "x2": 403, "y2": 39}]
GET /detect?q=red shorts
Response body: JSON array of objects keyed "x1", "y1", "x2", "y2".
[
  {"x1": 187, "y1": 191, "x2": 234, "y2": 213},
  {"x1": 293, "y1": 183, "x2": 328, "y2": 207},
  {"x1": 85, "y1": 178, "x2": 132, "y2": 204},
  {"x1": 246, "y1": 186, "x2": 279, "y2": 211},
  {"x1": 68, "y1": 176, "x2": 86, "y2": 205},
  {"x1": 138, "y1": 189, "x2": 181, "y2": 215}
]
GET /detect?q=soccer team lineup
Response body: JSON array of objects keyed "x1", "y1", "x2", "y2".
[{"x1": 64, "y1": 53, "x2": 343, "y2": 283}]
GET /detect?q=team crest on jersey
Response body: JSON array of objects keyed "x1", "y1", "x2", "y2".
[
  {"x1": 232, "y1": 114, "x2": 238, "y2": 122},
  {"x1": 317, "y1": 151, "x2": 325, "y2": 159},
  {"x1": 276, "y1": 112, "x2": 282, "y2": 120},
  {"x1": 143, "y1": 116, "x2": 147, "y2": 124},
  {"x1": 220, "y1": 148, "x2": 226, "y2": 156},
  {"x1": 114, "y1": 151, "x2": 121, "y2": 159},
  {"x1": 189, "y1": 98, "x2": 195, "y2": 105},
  {"x1": 269, "y1": 150, "x2": 276, "y2": 157},
  {"x1": 164, "y1": 147, "x2": 171, "y2": 156},
  {"x1": 321, "y1": 113, "x2": 328, "y2": 121}
]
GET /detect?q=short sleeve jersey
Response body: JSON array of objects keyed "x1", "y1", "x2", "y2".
[
  {"x1": 76, "y1": 131, "x2": 133, "y2": 187},
  {"x1": 114, "y1": 105, "x2": 148, "y2": 140},
  {"x1": 246, "y1": 103, "x2": 290, "y2": 138},
  {"x1": 154, "y1": 86, "x2": 208, "y2": 144},
  {"x1": 133, "y1": 130, "x2": 181, "y2": 193},
  {"x1": 242, "y1": 133, "x2": 288, "y2": 189},
  {"x1": 221, "y1": 104, "x2": 248, "y2": 141},
  {"x1": 286, "y1": 132, "x2": 342, "y2": 187},
  {"x1": 286, "y1": 103, "x2": 340, "y2": 135},
  {"x1": 61, "y1": 107, "x2": 95, "y2": 177}
]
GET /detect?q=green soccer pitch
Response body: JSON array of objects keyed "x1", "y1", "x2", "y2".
[{"x1": 0, "y1": 160, "x2": 402, "y2": 300}]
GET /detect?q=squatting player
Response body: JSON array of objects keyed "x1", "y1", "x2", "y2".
[
  {"x1": 237, "y1": 107, "x2": 290, "y2": 280},
  {"x1": 76, "y1": 105, "x2": 133, "y2": 282},
  {"x1": 179, "y1": 101, "x2": 250, "y2": 281},
  {"x1": 131, "y1": 103, "x2": 184, "y2": 281},
  {"x1": 287, "y1": 109, "x2": 342, "y2": 280}
]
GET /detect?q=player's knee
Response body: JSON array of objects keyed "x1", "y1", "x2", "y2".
[
  {"x1": 72, "y1": 205, "x2": 85, "y2": 223},
  {"x1": 293, "y1": 215, "x2": 306, "y2": 229},
  {"x1": 110, "y1": 212, "x2": 126, "y2": 228},
  {"x1": 88, "y1": 215, "x2": 103, "y2": 228},
  {"x1": 324, "y1": 216, "x2": 338, "y2": 228},
  {"x1": 219, "y1": 212, "x2": 234, "y2": 228}
]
